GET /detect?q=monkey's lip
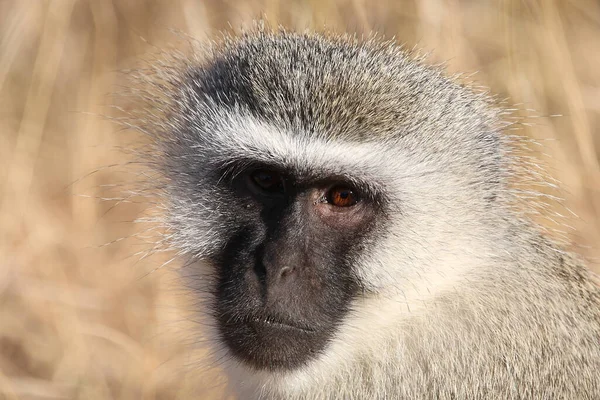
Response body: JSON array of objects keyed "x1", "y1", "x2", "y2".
[{"x1": 247, "y1": 315, "x2": 317, "y2": 333}]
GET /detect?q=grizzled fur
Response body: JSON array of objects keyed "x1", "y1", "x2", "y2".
[{"x1": 128, "y1": 27, "x2": 600, "y2": 399}]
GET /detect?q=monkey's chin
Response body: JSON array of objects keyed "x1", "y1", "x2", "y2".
[{"x1": 219, "y1": 313, "x2": 329, "y2": 371}]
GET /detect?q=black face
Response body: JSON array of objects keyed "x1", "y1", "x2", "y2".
[{"x1": 212, "y1": 164, "x2": 380, "y2": 371}]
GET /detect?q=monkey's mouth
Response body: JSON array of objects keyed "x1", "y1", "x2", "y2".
[
  {"x1": 218, "y1": 310, "x2": 328, "y2": 371},
  {"x1": 246, "y1": 314, "x2": 317, "y2": 334}
]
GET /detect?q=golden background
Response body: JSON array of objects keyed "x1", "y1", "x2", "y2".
[{"x1": 1, "y1": 0, "x2": 599, "y2": 398}]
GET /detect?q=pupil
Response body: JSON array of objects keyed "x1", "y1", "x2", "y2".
[
  {"x1": 260, "y1": 173, "x2": 272, "y2": 184},
  {"x1": 327, "y1": 186, "x2": 359, "y2": 207},
  {"x1": 250, "y1": 169, "x2": 284, "y2": 193}
]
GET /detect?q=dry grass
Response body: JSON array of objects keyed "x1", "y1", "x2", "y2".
[{"x1": 1, "y1": 0, "x2": 599, "y2": 399}]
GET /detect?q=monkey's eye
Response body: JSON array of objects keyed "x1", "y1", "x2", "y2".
[
  {"x1": 327, "y1": 186, "x2": 359, "y2": 207},
  {"x1": 250, "y1": 169, "x2": 285, "y2": 194}
]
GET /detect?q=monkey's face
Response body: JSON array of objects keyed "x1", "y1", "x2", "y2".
[
  {"x1": 151, "y1": 31, "x2": 505, "y2": 375},
  {"x1": 210, "y1": 164, "x2": 381, "y2": 371}
]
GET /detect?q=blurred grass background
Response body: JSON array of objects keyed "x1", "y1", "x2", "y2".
[{"x1": 1, "y1": 0, "x2": 599, "y2": 399}]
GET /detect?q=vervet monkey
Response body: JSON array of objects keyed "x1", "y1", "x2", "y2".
[{"x1": 129, "y1": 27, "x2": 600, "y2": 399}]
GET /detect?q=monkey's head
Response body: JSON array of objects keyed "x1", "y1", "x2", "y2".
[{"x1": 142, "y1": 29, "x2": 509, "y2": 374}]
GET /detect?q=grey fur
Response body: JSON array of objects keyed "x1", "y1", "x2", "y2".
[{"x1": 126, "y1": 26, "x2": 600, "y2": 399}]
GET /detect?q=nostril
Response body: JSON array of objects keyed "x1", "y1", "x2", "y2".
[{"x1": 279, "y1": 266, "x2": 294, "y2": 280}]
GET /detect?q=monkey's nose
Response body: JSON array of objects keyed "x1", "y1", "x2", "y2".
[{"x1": 259, "y1": 240, "x2": 300, "y2": 285}]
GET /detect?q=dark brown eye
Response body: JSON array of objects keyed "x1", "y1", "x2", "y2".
[
  {"x1": 327, "y1": 186, "x2": 359, "y2": 207},
  {"x1": 250, "y1": 170, "x2": 285, "y2": 193}
]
